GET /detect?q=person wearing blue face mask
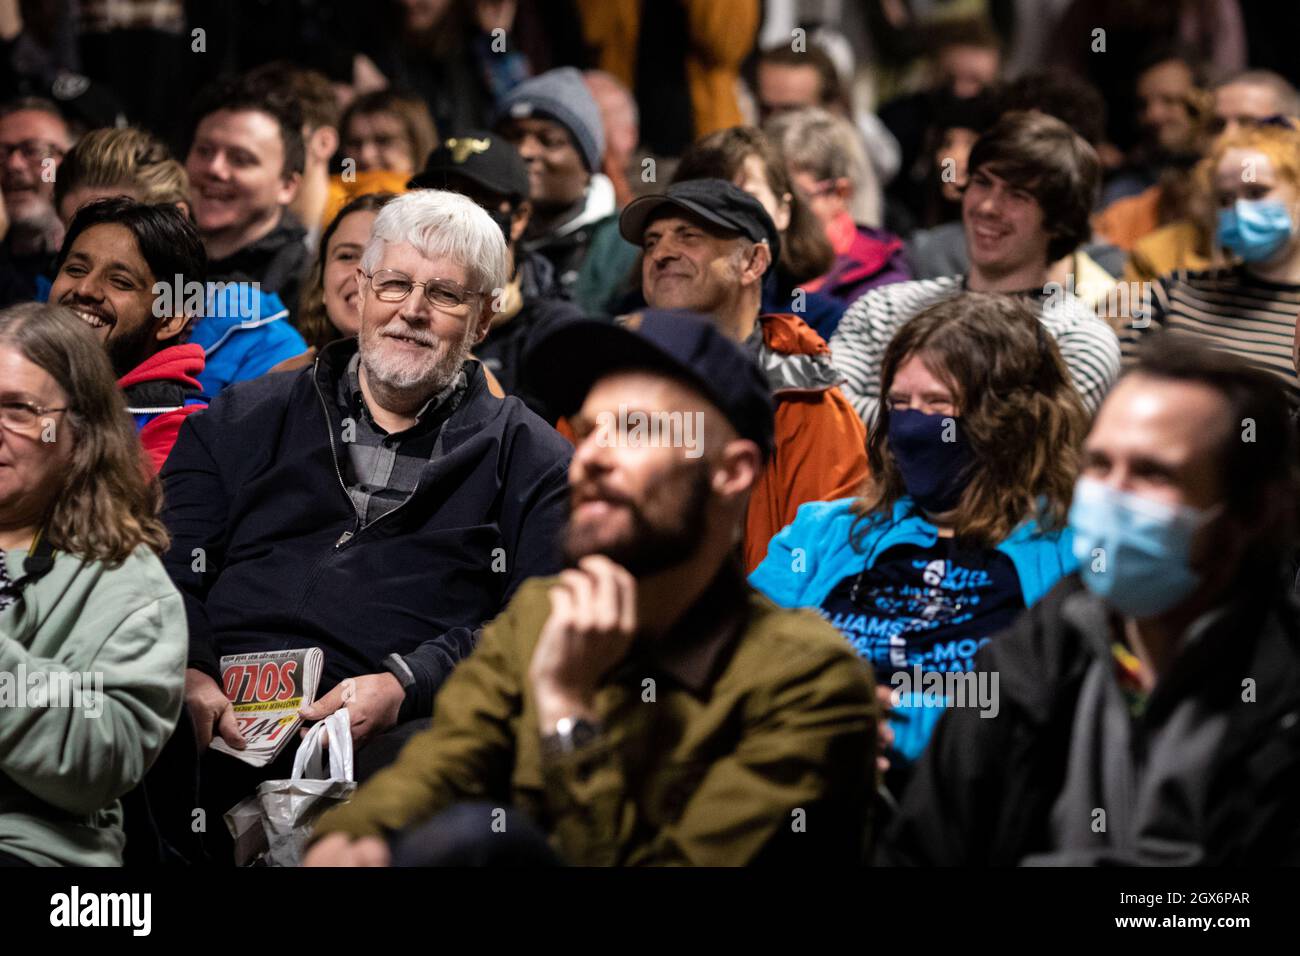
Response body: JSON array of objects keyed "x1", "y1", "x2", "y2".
[
  {"x1": 1121, "y1": 121, "x2": 1300, "y2": 409},
  {"x1": 751, "y1": 293, "x2": 1087, "y2": 796},
  {"x1": 882, "y1": 339, "x2": 1300, "y2": 866}
]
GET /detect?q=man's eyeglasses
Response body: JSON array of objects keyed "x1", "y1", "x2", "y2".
[
  {"x1": 0, "y1": 139, "x2": 66, "y2": 165},
  {"x1": 363, "y1": 270, "x2": 486, "y2": 311},
  {"x1": 0, "y1": 400, "x2": 68, "y2": 434},
  {"x1": 1206, "y1": 113, "x2": 1297, "y2": 136}
]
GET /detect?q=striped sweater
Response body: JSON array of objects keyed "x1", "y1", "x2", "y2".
[
  {"x1": 1120, "y1": 266, "x2": 1300, "y2": 405},
  {"x1": 829, "y1": 275, "x2": 1122, "y2": 425}
]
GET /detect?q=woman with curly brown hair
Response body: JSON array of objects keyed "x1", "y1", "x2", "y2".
[
  {"x1": 750, "y1": 292, "x2": 1087, "y2": 788},
  {"x1": 0, "y1": 302, "x2": 186, "y2": 866}
]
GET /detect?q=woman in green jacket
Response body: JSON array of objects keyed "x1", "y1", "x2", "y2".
[{"x1": 0, "y1": 302, "x2": 187, "y2": 866}]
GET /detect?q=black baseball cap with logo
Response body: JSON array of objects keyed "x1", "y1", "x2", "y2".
[
  {"x1": 618, "y1": 178, "x2": 782, "y2": 270},
  {"x1": 408, "y1": 129, "x2": 530, "y2": 202}
]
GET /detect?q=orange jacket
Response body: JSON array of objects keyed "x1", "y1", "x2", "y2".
[
  {"x1": 323, "y1": 170, "x2": 413, "y2": 229},
  {"x1": 744, "y1": 312, "x2": 868, "y2": 572},
  {"x1": 576, "y1": 0, "x2": 757, "y2": 139},
  {"x1": 1093, "y1": 185, "x2": 1161, "y2": 252}
]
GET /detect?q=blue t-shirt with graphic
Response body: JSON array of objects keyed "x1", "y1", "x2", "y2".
[{"x1": 818, "y1": 539, "x2": 1023, "y2": 770}]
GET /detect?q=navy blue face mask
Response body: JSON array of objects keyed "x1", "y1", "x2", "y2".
[{"x1": 887, "y1": 408, "x2": 973, "y2": 514}]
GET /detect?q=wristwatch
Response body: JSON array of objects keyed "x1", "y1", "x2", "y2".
[{"x1": 542, "y1": 715, "x2": 601, "y2": 757}]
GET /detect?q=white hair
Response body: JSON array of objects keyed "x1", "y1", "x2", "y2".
[
  {"x1": 360, "y1": 189, "x2": 509, "y2": 297},
  {"x1": 765, "y1": 106, "x2": 880, "y2": 226}
]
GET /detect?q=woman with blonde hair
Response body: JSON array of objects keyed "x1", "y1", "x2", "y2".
[
  {"x1": 1121, "y1": 118, "x2": 1300, "y2": 406},
  {"x1": 53, "y1": 126, "x2": 190, "y2": 226},
  {"x1": 0, "y1": 302, "x2": 186, "y2": 866},
  {"x1": 764, "y1": 106, "x2": 911, "y2": 314},
  {"x1": 752, "y1": 292, "x2": 1086, "y2": 789}
]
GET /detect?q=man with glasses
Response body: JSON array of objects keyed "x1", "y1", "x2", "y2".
[
  {"x1": 160, "y1": 189, "x2": 573, "y2": 863},
  {"x1": 0, "y1": 97, "x2": 71, "y2": 305}
]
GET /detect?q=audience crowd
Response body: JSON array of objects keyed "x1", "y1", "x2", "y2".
[{"x1": 1, "y1": 0, "x2": 1298, "y2": 868}]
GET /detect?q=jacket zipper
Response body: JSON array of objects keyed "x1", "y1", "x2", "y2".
[
  {"x1": 312, "y1": 361, "x2": 424, "y2": 551},
  {"x1": 314, "y1": 362, "x2": 361, "y2": 549}
]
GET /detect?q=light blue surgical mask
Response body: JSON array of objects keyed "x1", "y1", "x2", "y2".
[
  {"x1": 1216, "y1": 198, "x2": 1294, "y2": 263},
  {"x1": 1068, "y1": 477, "x2": 1219, "y2": 619}
]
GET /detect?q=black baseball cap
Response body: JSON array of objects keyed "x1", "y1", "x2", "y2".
[
  {"x1": 524, "y1": 310, "x2": 775, "y2": 461},
  {"x1": 619, "y1": 178, "x2": 781, "y2": 269},
  {"x1": 408, "y1": 129, "x2": 530, "y2": 202}
]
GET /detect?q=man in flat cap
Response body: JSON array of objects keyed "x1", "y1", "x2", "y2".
[{"x1": 620, "y1": 178, "x2": 869, "y2": 572}]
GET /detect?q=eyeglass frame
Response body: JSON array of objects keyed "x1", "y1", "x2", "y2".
[
  {"x1": 360, "y1": 269, "x2": 489, "y2": 312},
  {"x1": 0, "y1": 399, "x2": 69, "y2": 434},
  {"x1": 0, "y1": 139, "x2": 67, "y2": 165},
  {"x1": 1205, "y1": 113, "x2": 1298, "y2": 136}
]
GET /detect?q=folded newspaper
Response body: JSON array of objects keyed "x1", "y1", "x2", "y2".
[{"x1": 210, "y1": 648, "x2": 325, "y2": 767}]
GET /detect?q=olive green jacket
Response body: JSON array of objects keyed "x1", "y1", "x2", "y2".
[{"x1": 315, "y1": 568, "x2": 878, "y2": 865}]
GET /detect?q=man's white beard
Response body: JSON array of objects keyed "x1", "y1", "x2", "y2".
[{"x1": 360, "y1": 320, "x2": 475, "y2": 395}]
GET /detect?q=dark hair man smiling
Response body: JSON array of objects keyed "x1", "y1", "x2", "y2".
[
  {"x1": 185, "y1": 75, "x2": 308, "y2": 320},
  {"x1": 48, "y1": 197, "x2": 208, "y2": 473}
]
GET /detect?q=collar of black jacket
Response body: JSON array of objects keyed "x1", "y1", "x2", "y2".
[
  {"x1": 207, "y1": 211, "x2": 308, "y2": 271},
  {"x1": 612, "y1": 558, "x2": 751, "y2": 697}
]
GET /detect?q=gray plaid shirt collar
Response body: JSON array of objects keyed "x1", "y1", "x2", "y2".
[{"x1": 342, "y1": 352, "x2": 467, "y2": 433}]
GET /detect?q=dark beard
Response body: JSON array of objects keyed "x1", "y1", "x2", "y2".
[
  {"x1": 105, "y1": 322, "x2": 163, "y2": 379},
  {"x1": 563, "y1": 466, "x2": 713, "y2": 577}
]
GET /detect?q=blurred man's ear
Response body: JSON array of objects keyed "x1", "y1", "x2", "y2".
[
  {"x1": 155, "y1": 311, "x2": 190, "y2": 342},
  {"x1": 741, "y1": 241, "x2": 772, "y2": 286},
  {"x1": 472, "y1": 294, "x2": 498, "y2": 345},
  {"x1": 276, "y1": 170, "x2": 303, "y2": 206},
  {"x1": 712, "y1": 438, "x2": 763, "y2": 501},
  {"x1": 309, "y1": 125, "x2": 340, "y2": 166}
]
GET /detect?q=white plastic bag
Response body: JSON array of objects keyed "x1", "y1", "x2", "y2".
[{"x1": 224, "y1": 708, "x2": 358, "y2": 866}]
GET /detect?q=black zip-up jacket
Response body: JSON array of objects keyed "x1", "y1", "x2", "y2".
[
  {"x1": 880, "y1": 573, "x2": 1300, "y2": 866},
  {"x1": 206, "y1": 212, "x2": 309, "y2": 323},
  {"x1": 160, "y1": 338, "x2": 572, "y2": 717}
]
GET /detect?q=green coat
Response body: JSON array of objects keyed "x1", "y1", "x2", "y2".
[
  {"x1": 0, "y1": 545, "x2": 187, "y2": 865},
  {"x1": 315, "y1": 569, "x2": 878, "y2": 865}
]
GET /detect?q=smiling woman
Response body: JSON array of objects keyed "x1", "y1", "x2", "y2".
[
  {"x1": 0, "y1": 301, "x2": 186, "y2": 867},
  {"x1": 296, "y1": 192, "x2": 396, "y2": 352}
]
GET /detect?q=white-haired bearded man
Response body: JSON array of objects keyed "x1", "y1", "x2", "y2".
[{"x1": 159, "y1": 189, "x2": 574, "y2": 864}]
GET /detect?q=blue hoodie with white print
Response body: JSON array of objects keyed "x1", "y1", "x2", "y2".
[{"x1": 750, "y1": 497, "x2": 1076, "y2": 767}]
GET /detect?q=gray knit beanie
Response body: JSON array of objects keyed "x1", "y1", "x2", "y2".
[{"x1": 496, "y1": 67, "x2": 605, "y2": 173}]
